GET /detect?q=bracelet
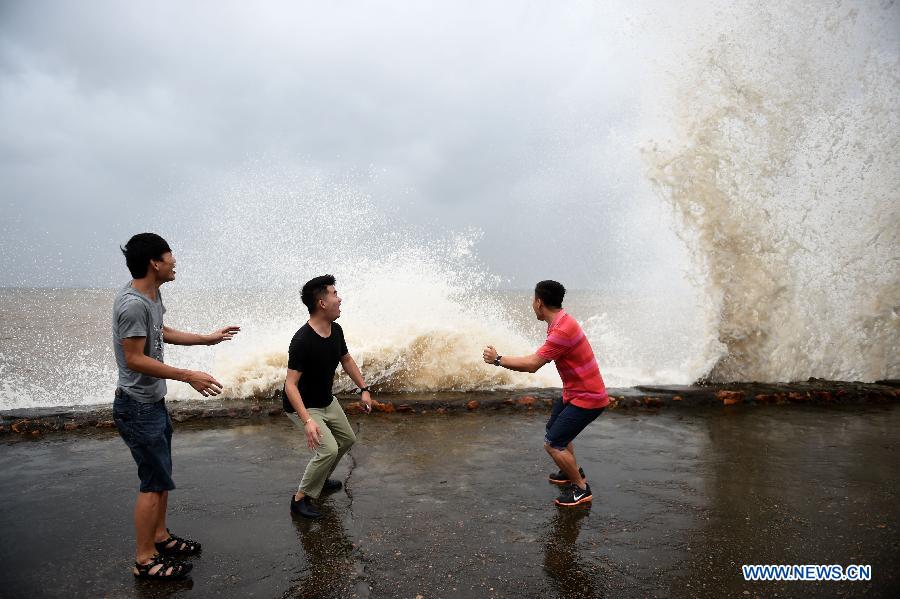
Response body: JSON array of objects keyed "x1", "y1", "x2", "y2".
[
  {"x1": 304, "y1": 417, "x2": 312, "y2": 424},
  {"x1": 358, "y1": 386, "x2": 370, "y2": 394}
]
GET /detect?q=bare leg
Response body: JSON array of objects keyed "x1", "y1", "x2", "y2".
[
  {"x1": 154, "y1": 490, "x2": 169, "y2": 543},
  {"x1": 135, "y1": 491, "x2": 163, "y2": 563},
  {"x1": 132, "y1": 491, "x2": 179, "y2": 576},
  {"x1": 566, "y1": 443, "x2": 582, "y2": 479},
  {"x1": 545, "y1": 443, "x2": 586, "y2": 489}
]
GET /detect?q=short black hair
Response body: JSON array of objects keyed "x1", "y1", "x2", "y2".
[
  {"x1": 302, "y1": 274, "x2": 336, "y2": 314},
  {"x1": 534, "y1": 280, "x2": 565, "y2": 309},
  {"x1": 120, "y1": 233, "x2": 172, "y2": 279}
]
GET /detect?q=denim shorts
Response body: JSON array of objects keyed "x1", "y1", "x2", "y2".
[
  {"x1": 113, "y1": 390, "x2": 175, "y2": 493},
  {"x1": 544, "y1": 397, "x2": 604, "y2": 450}
]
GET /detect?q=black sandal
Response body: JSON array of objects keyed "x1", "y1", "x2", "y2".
[
  {"x1": 133, "y1": 553, "x2": 192, "y2": 579},
  {"x1": 156, "y1": 528, "x2": 202, "y2": 555}
]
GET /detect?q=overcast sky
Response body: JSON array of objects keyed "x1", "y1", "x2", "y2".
[{"x1": 0, "y1": 1, "x2": 694, "y2": 290}]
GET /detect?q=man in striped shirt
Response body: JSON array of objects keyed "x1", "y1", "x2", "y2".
[{"x1": 483, "y1": 280, "x2": 608, "y2": 507}]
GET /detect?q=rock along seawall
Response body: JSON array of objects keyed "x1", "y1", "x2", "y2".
[{"x1": 2, "y1": 380, "x2": 898, "y2": 436}]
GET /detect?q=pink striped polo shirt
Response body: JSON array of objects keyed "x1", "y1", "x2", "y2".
[{"x1": 536, "y1": 309, "x2": 609, "y2": 409}]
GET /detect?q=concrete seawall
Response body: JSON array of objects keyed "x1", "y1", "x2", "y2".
[{"x1": 3, "y1": 379, "x2": 898, "y2": 436}]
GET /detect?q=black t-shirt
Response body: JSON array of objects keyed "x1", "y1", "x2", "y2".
[{"x1": 283, "y1": 322, "x2": 349, "y2": 412}]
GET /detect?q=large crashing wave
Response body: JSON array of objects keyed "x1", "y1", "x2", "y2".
[
  {"x1": 644, "y1": 2, "x2": 900, "y2": 382},
  {"x1": 160, "y1": 164, "x2": 560, "y2": 399}
]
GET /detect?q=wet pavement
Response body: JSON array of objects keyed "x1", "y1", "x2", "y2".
[{"x1": 1, "y1": 404, "x2": 898, "y2": 598}]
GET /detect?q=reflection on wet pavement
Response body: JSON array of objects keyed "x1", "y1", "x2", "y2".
[{"x1": 1, "y1": 404, "x2": 897, "y2": 598}]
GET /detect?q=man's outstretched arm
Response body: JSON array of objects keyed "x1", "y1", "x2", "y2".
[
  {"x1": 122, "y1": 337, "x2": 223, "y2": 396},
  {"x1": 482, "y1": 345, "x2": 549, "y2": 373},
  {"x1": 163, "y1": 325, "x2": 241, "y2": 346}
]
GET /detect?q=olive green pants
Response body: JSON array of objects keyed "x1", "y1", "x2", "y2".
[{"x1": 287, "y1": 397, "x2": 357, "y2": 499}]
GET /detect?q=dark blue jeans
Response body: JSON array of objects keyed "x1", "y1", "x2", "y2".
[
  {"x1": 113, "y1": 390, "x2": 175, "y2": 493},
  {"x1": 544, "y1": 397, "x2": 604, "y2": 450}
]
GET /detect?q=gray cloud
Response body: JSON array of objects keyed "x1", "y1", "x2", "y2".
[{"x1": 1, "y1": 0, "x2": 691, "y2": 290}]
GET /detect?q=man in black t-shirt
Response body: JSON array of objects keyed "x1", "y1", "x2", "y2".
[{"x1": 283, "y1": 274, "x2": 374, "y2": 519}]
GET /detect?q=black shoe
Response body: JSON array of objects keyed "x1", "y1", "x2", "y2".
[
  {"x1": 548, "y1": 467, "x2": 585, "y2": 485},
  {"x1": 555, "y1": 483, "x2": 593, "y2": 507},
  {"x1": 322, "y1": 479, "x2": 343, "y2": 493},
  {"x1": 290, "y1": 495, "x2": 322, "y2": 519},
  {"x1": 155, "y1": 529, "x2": 201, "y2": 556},
  {"x1": 133, "y1": 553, "x2": 193, "y2": 580}
]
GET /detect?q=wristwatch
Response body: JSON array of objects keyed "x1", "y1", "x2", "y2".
[
  {"x1": 493, "y1": 355, "x2": 502, "y2": 366},
  {"x1": 358, "y1": 386, "x2": 371, "y2": 394}
]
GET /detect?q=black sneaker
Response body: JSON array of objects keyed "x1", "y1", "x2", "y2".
[
  {"x1": 555, "y1": 483, "x2": 593, "y2": 507},
  {"x1": 322, "y1": 479, "x2": 343, "y2": 493},
  {"x1": 548, "y1": 467, "x2": 586, "y2": 485},
  {"x1": 290, "y1": 495, "x2": 322, "y2": 519}
]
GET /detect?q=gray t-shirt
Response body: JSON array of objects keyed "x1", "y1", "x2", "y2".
[{"x1": 112, "y1": 282, "x2": 167, "y2": 403}]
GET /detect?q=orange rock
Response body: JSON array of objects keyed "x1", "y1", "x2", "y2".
[
  {"x1": 672, "y1": 395, "x2": 683, "y2": 401},
  {"x1": 716, "y1": 390, "x2": 744, "y2": 404},
  {"x1": 466, "y1": 400, "x2": 479, "y2": 410},
  {"x1": 436, "y1": 407, "x2": 447, "y2": 414},
  {"x1": 374, "y1": 401, "x2": 395, "y2": 413},
  {"x1": 643, "y1": 397, "x2": 663, "y2": 408},
  {"x1": 788, "y1": 392, "x2": 807, "y2": 402},
  {"x1": 64, "y1": 423, "x2": 78, "y2": 431},
  {"x1": 396, "y1": 404, "x2": 413, "y2": 413},
  {"x1": 516, "y1": 396, "x2": 536, "y2": 407}
]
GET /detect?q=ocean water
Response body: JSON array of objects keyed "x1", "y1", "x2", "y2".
[{"x1": 0, "y1": 286, "x2": 712, "y2": 409}]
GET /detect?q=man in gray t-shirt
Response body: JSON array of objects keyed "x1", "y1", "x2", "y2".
[
  {"x1": 113, "y1": 282, "x2": 168, "y2": 402},
  {"x1": 113, "y1": 233, "x2": 240, "y2": 580}
]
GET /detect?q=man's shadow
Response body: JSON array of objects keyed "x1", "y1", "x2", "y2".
[
  {"x1": 544, "y1": 506, "x2": 605, "y2": 598},
  {"x1": 282, "y1": 505, "x2": 366, "y2": 599}
]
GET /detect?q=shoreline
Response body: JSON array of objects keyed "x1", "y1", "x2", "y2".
[{"x1": 2, "y1": 378, "x2": 898, "y2": 436}]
